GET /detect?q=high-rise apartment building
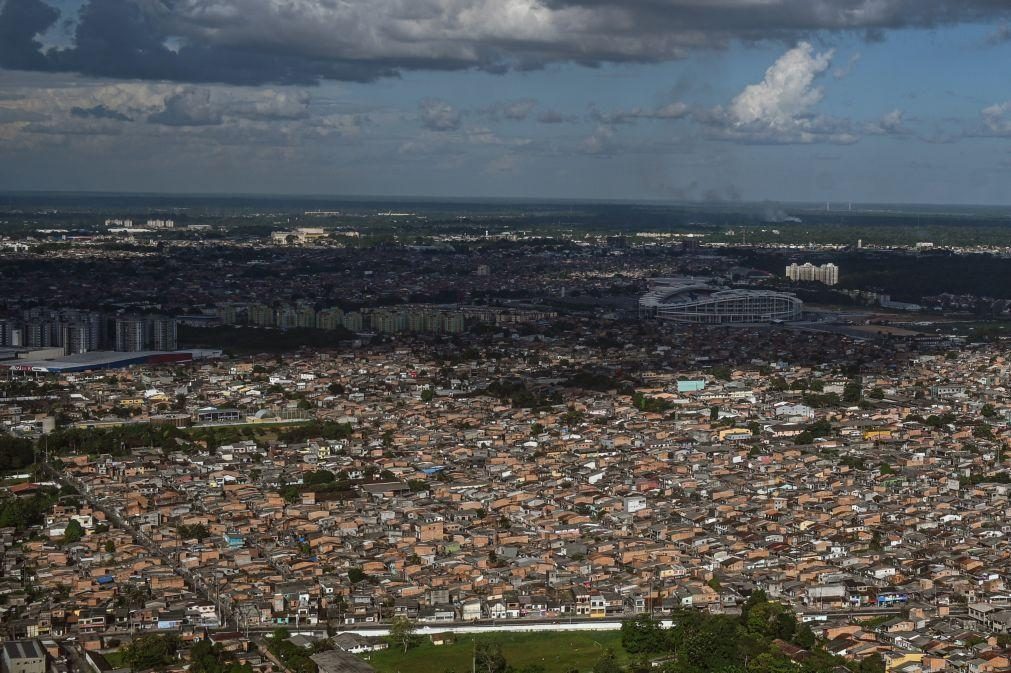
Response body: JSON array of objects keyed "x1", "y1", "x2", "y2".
[
  {"x1": 295, "y1": 306, "x2": 317, "y2": 329},
  {"x1": 62, "y1": 323, "x2": 93, "y2": 355},
  {"x1": 248, "y1": 304, "x2": 275, "y2": 327},
  {"x1": 275, "y1": 307, "x2": 298, "y2": 330},
  {"x1": 149, "y1": 317, "x2": 178, "y2": 351},
  {"x1": 217, "y1": 304, "x2": 239, "y2": 325},
  {"x1": 115, "y1": 318, "x2": 147, "y2": 352},
  {"x1": 316, "y1": 307, "x2": 345, "y2": 330},
  {"x1": 342, "y1": 311, "x2": 363, "y2": 331},
  {"x1": 785, "y1": 262, "x2": 839, "y2": 286},
  {"x1": 364, "y1": 307, "x2": 466, "y2": 334},
  {"x1": 0, "y1": 309, "x2": 171, "y2": 353},
  {"x1": 115, "y1": 316, "x2": 178, "y2": 352}
]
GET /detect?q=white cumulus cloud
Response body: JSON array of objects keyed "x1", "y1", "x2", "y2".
[{"x1": 700, "y1": 42, "x2": 858, "y2": 144}]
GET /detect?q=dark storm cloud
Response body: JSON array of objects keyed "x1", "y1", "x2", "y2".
[
  {"x1": 0, "y1": 0, "x2": 58, "y2": 70},
  {"x1": 0, "y1": 0, "x2": 400, "y2": 85},
  {"x1": 3, "y1": 0, "x2": 1011, "y2": 86}
]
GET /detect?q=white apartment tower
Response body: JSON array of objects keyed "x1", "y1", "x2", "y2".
[{"x1": 785, "y1": 262, "x2": 839, "y2": 286}]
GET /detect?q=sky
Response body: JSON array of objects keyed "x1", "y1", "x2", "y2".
[{"x1": 5, "y1": 1, "x2": 1011, "y2": 203}]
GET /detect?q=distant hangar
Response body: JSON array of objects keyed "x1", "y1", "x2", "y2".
[{"x1": 1, "y1": 349, "x2": 222, "y2": 374}]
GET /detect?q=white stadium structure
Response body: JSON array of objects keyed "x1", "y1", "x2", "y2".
[{"x1": 640, "y1": 278, "x2": 803, "y2": 324}]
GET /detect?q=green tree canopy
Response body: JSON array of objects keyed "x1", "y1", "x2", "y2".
[{"x1": 63, "y1": 519, "x2": 85, "y2": 544}]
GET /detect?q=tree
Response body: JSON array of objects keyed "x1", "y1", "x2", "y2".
[
  {"x1": 303, "y1": 470, "x2": 336, "y2": 486},
  {"x1": 712, "y1": 366, "x2": 732, "y2": 381},
  {"x1": 0, "y1": 492, "x2": 58, "y2": 530},
  {"x1": 745, "y1": 600, "x2": 776, "y2": 637},
  {"x1": 973, "y1": 423, "x2": 994, "y2": 440},
  {"x1": 475, "y1": 642, "x2": 508, "y2": 673},
  {"x1": 742, "y1": 590, "x2": 768, "y2": 619},
  {"x1": 123, "y1": 634, "x2": 180, "y2": 670},
  {"x1": 421, "y1": 387, "x2": 436, "y2": 403},
  {"x1": 266, "y1": 629, "x2": 316, "y2": 673},
  {"x1": 104, "y1": 540, "x2": 116, "y2": 555},
  {"x1": 63, "y1": 519, "x2": 85, "y2": 544},
  {"x1": 178, "y1": 523, "x2": 210, "y2": 540},
  {"x1": 0, "y1": 434, "x2": 35, "y2": 471},
  {"x1": 748, "y1": 652, "x2": 795, "y2": 673},
  {"x1": 190, "y1": 640, "x2": 252, "y2": 673},
  {"x1": 622, "y1": 615, "x2": 667, "y2": 655},
  {"x1": 593, "y1": 649, "x2": 622, "y2": 673},
  {"x1": 772, "y1": 609, "x2": 797, "y2": 642},
  {"x1": 678, "y1": 616, "x2": 738, "y2": 672},
  {"x1": 387, "y1": 616, "x2": 418, "y2": 653},
  {"x1": 843, "y1": 381, "x2": 862, "y2": 404},
  {"x1": 858, "y1": 654, "x2": 886, "y2": 673},
  {"x1": 794, "y1": 622, "x2": 816, "y2": 649}
]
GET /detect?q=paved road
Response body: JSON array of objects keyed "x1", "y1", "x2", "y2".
[
  {"x1": 70, "y1": 604, "x2": 932, "y2": 643},
  {"x1": 61, "y1": 640, "x2": 91, "y2": 673}
]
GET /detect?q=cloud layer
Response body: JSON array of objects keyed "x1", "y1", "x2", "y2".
[
  {"x1": 699, "y1": 42, "x2": 859, "y2": 144},
  {"x1": 3, "y1": 0, "x2": 1011, "y2": 85}
]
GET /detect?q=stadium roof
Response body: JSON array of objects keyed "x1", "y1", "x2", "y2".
[{"x1": 4, "y1": 349, "x2": 221, "y2": 373}]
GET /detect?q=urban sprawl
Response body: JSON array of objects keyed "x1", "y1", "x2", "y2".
[{"x1": 3, "y1": 206, "x2": 1011, "y2": 673}]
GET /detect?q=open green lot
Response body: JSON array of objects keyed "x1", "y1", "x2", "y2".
[
  {"x1": 365, "y1": 631, "x2": 629, "y2": 673},
  {"x1": 102, "y1": 650, "x2": 129, "y2": 668}
]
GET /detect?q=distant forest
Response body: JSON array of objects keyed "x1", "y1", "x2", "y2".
[
  {"x1": 735, "y1": 249, "x2": 1011, "y2": 303},
  {"x1": 6, "y1": 192, "x2": 1011, "y2": 246}
]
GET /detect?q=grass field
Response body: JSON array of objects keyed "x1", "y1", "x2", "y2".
[
  {"x1": 365, "y1": 631, "x2": 630, "y2": 673},
  {"x1": 102, "y1": 650, "x2": 128, "y2": 668}
]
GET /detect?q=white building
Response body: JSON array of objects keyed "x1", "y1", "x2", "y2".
[
  {"x1": 785, "y1": 262, "x2": 839, "y2": 286},
  {"x1": 271, "y1": 227, "x2": 328, "y2": 245}
]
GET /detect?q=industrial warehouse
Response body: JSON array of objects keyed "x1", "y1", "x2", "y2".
[{"x1": 0, "y1": 349, "x2": 222, "y2": 374}]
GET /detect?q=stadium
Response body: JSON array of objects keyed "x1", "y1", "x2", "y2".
[{"x1": 640, "y1": 278, "x2": 803, "y2": 324}]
